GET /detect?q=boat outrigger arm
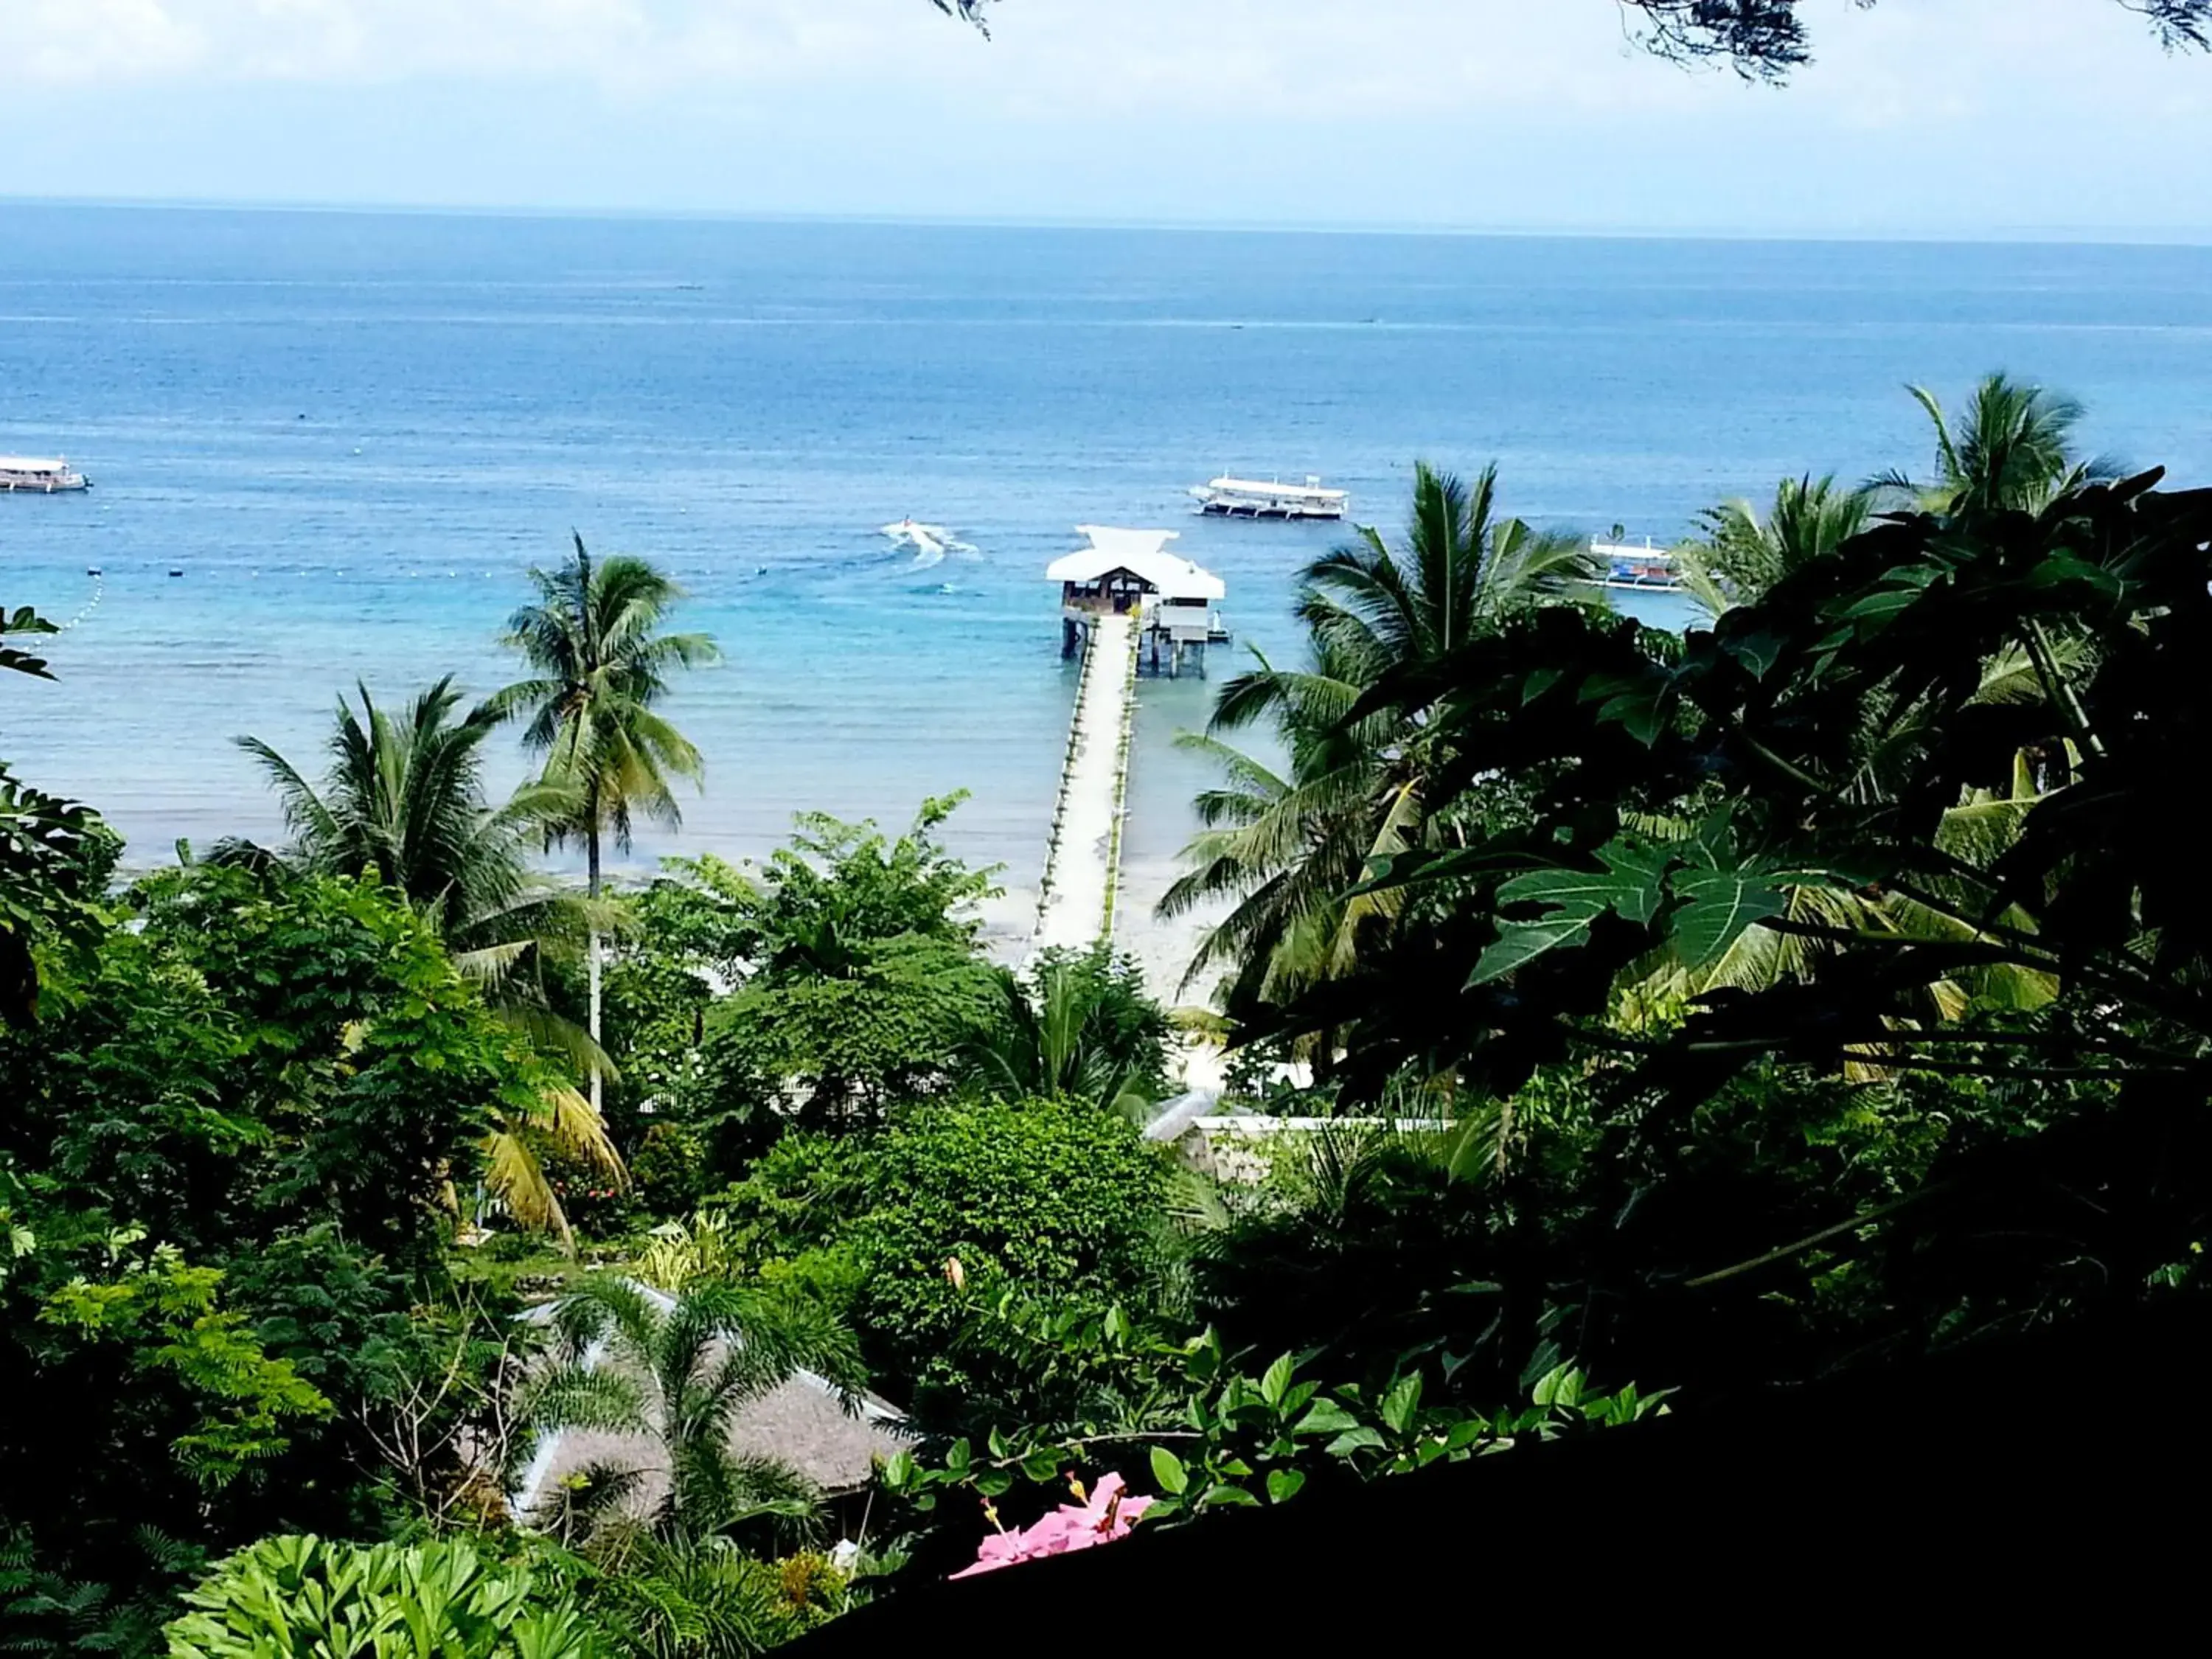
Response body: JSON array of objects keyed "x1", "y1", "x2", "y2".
[
  {"x1": 0, "y1": 456, "x2": 91, "y2": 493},
  {"x1": 1188, "y1": 475, "x2": 1349, "y2": 520}
]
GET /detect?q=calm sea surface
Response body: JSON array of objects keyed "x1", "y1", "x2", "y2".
[{"x1": 4, "y1": 205, "x2": 2211, "y2": 883}]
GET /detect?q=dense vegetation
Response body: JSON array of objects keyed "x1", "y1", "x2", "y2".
[{"x1": 4, "y1": 374, "x2": 2207, "y2": 1651}]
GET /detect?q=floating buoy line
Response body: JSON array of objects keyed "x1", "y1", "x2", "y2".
[{"x1": 53, "y1": 571, "x2": 105, "y2": 632}]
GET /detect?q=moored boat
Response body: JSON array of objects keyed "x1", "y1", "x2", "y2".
[
  {"x1": 1590, "y1": 536, "x2": 1684, "y2": 592},
  {"x1": 0, "y1": 456, "x2": 90, "y2": 493},
  {"x1": 1188, "y1": 474, "x2": 1348, "y2": 520}
]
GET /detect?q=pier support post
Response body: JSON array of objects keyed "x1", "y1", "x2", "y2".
[{"x1": 1062, "y1": 617, "x2": 1079, "y2": 660}]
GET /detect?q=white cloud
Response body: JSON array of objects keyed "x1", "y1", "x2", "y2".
[
  {"x1": 4, "y1": 0, "x2": 2208, "y2": 231},
  {"x1": 14, "y1": 0, "x2": 2204, "y2": 119}
]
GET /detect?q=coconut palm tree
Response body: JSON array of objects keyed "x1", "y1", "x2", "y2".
[
  {"x1": 222, "y1": 680, "x2": 623, "y2": 1242},
  {"x1": 1878, "y1": 372, "x2": 2119, "y2": 514},
  {"x1": 1164, "y1": 464, "x2": 1597, "y2": 1017},
  {"x1": 518, "y1": 1277, "x2": 866, "y2": 1554},
  {"x1": 1672, "y1": 474, "x2": 1875, "y2": 615},
  {"x1": 226, "y1": 677, "x2": 577, "y2": 971},
  {"x1": 1159, "y1": 636, "x2": 1409, "y2": 1017},
  {"x1": 1296, "y1": 462, "x2": 1602, "y2": 681},
  {"x1": 491, "y1": 535, "x2": 720, "y2": 1116},
  {"x1": 959, "y1": 947, "x2": 1169, "y2": 1112}
]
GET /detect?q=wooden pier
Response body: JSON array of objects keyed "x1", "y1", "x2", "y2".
[
  {"x1": 1033, "y1": 611, "x2": 1139, "y2": 953},
  {"x1": 1032, "y1": 527, "x2": 1229, "y2": 954}
]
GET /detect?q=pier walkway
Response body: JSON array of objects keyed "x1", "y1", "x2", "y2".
[{"x1": 1032, "y1": 611, "x2": 1138, "y2": 954}]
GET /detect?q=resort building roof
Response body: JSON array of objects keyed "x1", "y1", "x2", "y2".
[
  {"x1": 509, "y1": 1283, "x2": 914, "y2": 1520},
  {"x1": 1047, "y1": 526, "x2": 1225, "y2": 602}
]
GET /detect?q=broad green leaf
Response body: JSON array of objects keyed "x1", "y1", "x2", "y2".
[
  {"x1": 1265, "y1": 1469, "x2": 1307, "y2": 1504},
  {"x1": 1469, "y1": 917, "x2": 1590, "y2": 985},
  {"x1": 1149, "y1": 1445, "x2": 1189, "y2": 1496},
  {"x1": 1259, "y1": 1353, "x2": 1294, "y2": 1409},
  {"x1": 1669, "y1": 866, "x2": 1790, "y2": 965},
  {"x1": 1379, "y1": 1373, "x2": 1423, "y2": 1436},
  {"x1": 1292, "y1": 1400, "x2": 1360, "y2": 1437}
]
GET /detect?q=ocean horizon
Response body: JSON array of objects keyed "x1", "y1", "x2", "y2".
[{"x1": 5, "y1": 201, "x2": 2210, "y2": 897}]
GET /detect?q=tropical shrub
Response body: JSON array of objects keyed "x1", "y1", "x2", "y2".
[
  {"x1": 957, "y1": 946, "x2": 1173, "y2": 1108},
  {"x1": 880, "y1": 1301, "x2": 1665, "y2": 1559},
  {"x1": 165, "y1": 1534, "x2": 601, "y2": 1658},
  {"x1": 606, "y1": 804, "x2": 1004, "y2": 1169},
  {"x1": 712, "y1": 1099, "x2": 1174, "y2": 1421}
]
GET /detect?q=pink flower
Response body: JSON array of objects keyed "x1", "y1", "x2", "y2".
[{"x1": 950, "y1": 1472, "x2": 1156, "y2": 1579}]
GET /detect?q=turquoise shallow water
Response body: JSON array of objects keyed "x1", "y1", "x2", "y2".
[{"x1": 4, "y1": 205, "x2": 2211, "y2": 883}]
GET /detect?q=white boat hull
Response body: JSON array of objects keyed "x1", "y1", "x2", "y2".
[
  {"x1": 1194, "y1": 498, "x2": 1346, "y2": 521},
  {"x1": 0, "y1": 461, "x2": 90, "y2": 493},
  {"x1": 1187, "y1": 477, "x2": 1348, "y2": 521}
]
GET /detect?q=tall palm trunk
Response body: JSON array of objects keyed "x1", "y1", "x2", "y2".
[
  {"x1": 575, "y1": 542, "x2": 605, "y2": 1120},
  {"x1": 585, "y1": 777, "x2": 603, "y2": 1118}
]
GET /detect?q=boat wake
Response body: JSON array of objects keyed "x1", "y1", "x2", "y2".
[{"x1": 879, "y1": 518, "x2": 978, "y2": 568}]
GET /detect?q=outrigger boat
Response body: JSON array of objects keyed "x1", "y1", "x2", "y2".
[
  {"x1": 1590, "y1": 536, "x2": 1684, "y2": 592},
  {"x1": 0, "y1": 456, "x2": 89, "y2": 493},
  {"x1": 1188, "y1": 475, "x2": 1349, "y2": 521}
]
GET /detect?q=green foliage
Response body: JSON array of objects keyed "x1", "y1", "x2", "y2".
[
  {"x1": 1, "y1": 1526, "x2": 206, "y2": 1657},
  {"x1": 958, "y1": 946, "x2": 1172, "y2": 1109},
  {"x1": 552, "y1": 1536, "x2": 846, "y2": 1658},
  {"x1": 599, "y1": 857, "x2": 757, "y2": 1135},
  {"x1": 219, "y1": 676, "x2": 580, "y2": 970},
  {"x1": 7, "y1": 863, "x2": 551, "y2": 1268},
  {"x1": 0, "y1": 761, "x2": 116, "y2": 1029},
  {"x1": 519, "y1": 1277, "x2": 866, "y2": 1551},
  {"x1": 1164, "y1": 462, "x2": 1599, "y2": 1021},
  {"x1": 880, "y1": 1301, "x2": 1664, "y2": 1526},
  {"x1": 0, "y1": 1196, "x2": 330, "y2": 1647},
  {"x1": 703, "y1": 939, "x2": 1001, "y2": 1131},
  {"x1": 1230, "y1": 444, "x2": 2212, "y2": 1390},
  {"x1": 1672, "y1": 473, "x2": 1874, "y2": 614},
  {"x1": 854, "y1": 1100, "x2": 1170, "y2": 1404},
  {"x1": 0, "y1": 600, "x2": 122, "y2": 1036},
  {"x1": 1, "y1": 864, "x2": 563, "y2": 1625},
  {"x1": 738, "y1": 796, "x2": 998, "y2": 965},
  {"x1": 492, "y1": 534, "x2": 720, "y2": 875},
  {"x1": 165, "y1": 1534, "x2": 603, "y2": 1658},
  {"x1": 1, "y1": 602, "x2": 59, "y2": 681},
  {"x1": 38, "y1": 1244, "x2": 330, "y2": 1489},
  {"x1": 712, "y1": 1099, "x2": 1172, "y2": 1420},
  {"x1": 681, "y1": 801, "x2": 1004, "y2": 1134}
]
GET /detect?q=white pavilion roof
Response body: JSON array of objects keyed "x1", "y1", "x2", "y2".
[{"x1": 1047, "y1": 526, "x2": 1225, "y2": 602}]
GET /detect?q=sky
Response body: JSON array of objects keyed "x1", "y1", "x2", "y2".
[{"x1": 2, "y1": 0, "x2": 2209, "y2": 237}]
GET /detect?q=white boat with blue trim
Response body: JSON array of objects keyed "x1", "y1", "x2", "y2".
[{"x1": 1591, "y1": 536, "x2": 1684, "y2": 592}]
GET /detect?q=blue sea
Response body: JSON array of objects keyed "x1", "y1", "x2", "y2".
[{"x1": 4, "y1": 204, "x2": 2211, "y2": 887}]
